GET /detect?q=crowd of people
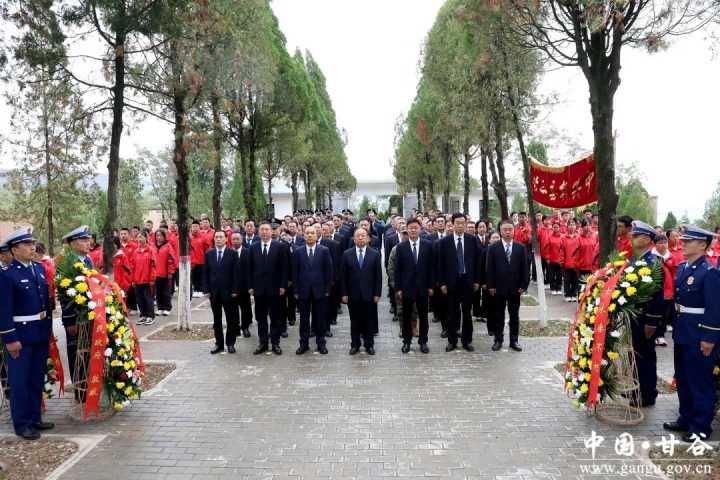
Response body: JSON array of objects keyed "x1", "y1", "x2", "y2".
[{"x1": 2, "y1": 206, "x2": 720, "y2": 441}]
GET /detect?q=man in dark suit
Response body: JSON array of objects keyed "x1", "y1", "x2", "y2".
[
  {"x1": 473, "y1": 220, "x2": 490, "y2": 321},
  {"x1": 204, "y1": 230, "x2": 240, "y2": 354},
  {"x1": 395, "y1": 218, "x2": 434, "y2": 353},
  {"x1": 486, "y1": 219, "x2": 530, "y2": 352},
  {"x1": 293, "y1": 225, "x2": 333, "y2": 355},
  {"x1": 244, "y1": 220, "x2": 260, "y2": 245},
  {"x1": 320, "y1": 222, "x2": 342, "y2": 329},
  {"x1": 248, "y1": 222, "x2": 289, "y2": 355},
  {"x1": 427, "y1": 216, "x2": 448, "y2": 331},
  {"x1": 230, "y1": 231, "x2": 253, "y2": 338},
  {"x1": 437, "y1": 213, "x2": 483, "y2": 352},
  {"x1": 340, "y1": 227, "x2": 382, "y2": 355}
]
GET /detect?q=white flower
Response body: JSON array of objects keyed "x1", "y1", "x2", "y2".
[
  {"x1": 620, "y1": 282, "x2": 630, "y2": 288},
  {"x1": 75, "y1": 275, "x2": 86, "y2": 281},
  {"x1": 106, "y1": 307, "x2": 112, "y2": 314},
  {"x1": 625, "y1": 267, "x2": 634, "y2": 273},
  {"x1": 641, "y1": 276, "x2": 652, "y2": 283},
  {"x1": 635, "y1": 260, "x2": 647, "y2": 266},
  {"x1": 104, "y1": 348, "x2": 113, "y2": 357},
  {"x1": 66, "y1": 288, "x2": 77, "y2": 297},
  {"x1": 617, "y1": 296, "x2": 627, "y2": 306},
  {"x1": 609, "y1": 330, "x2": 621, "y2": 338},
  {"x1": 86, "y1": 291, "x2": 93, "y2": 299},
  {"x1": 601, "y1": 359, "x2": 609, "y2": 366},
  {"x1": 87, "y1": 301, "x2": 97, "y2": 310},
  {"x1": 595, "y1": 297, "x2": 601, "y2": 306},
  {"x1": 115, "y1": 338, "x2": 122, "y2": 346}
]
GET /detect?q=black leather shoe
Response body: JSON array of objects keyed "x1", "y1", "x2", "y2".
[
  {"x1": 296, "y1": 345, "x2": 309, "y2": 355},
  {"x1": 272, "y1": 344, "x2": 282, "y2": 355},
  {"x1": 242, "y1": 329, "x2": 251, "y2": 338},
  {"x1": 288, "y1": 319, "x2": 296, "y2": 326},
  {"x1": 420, "y1": 344, "x2": 429, "y2": 354},
  {"x1": 32, "y1": 421, "x2": 54, "y2": 431},
  {"x1": 441, "y1": 330, "x2": 448, "y2": 339},
  {"x1": 401, "y1": 343, "x2": 411, "y2": 354},
  {"x1": 349, "y1": 346, "x2": 360, "y2": 355},
  {"x1": 280, "y1": 331, "x2": 289, "y2": 338},
  {"x1": 318, "y1": 346, "x2": 328, "y2": 355},
  {"x1": 432, "y1": 317, "x2": 440, "y2": 323},
  {"x1": 663, "y1": 421, "x2": 688, "y2": 432},
  {"x1": 509, "y1": 343, "x2": 522, "y2": 352},
  {"x1": 682, "y1": 432, "x2": 708, "y2": 443},
  {"x1": 326, "y1": 330, "x2": 333, "y2": 338},
  {"x1": 254, "y1": 345, "x2": 268, "y2": 355},
  {"x1": 366, "y1": 346, "x2": 376, "y2": 355},
  {"x1": 462, "y1": 344, "x2": 475, "y2": 352},
  {"x1": 492, "y1": 341, "x2": 502, "y2": 351},
  {"x1": 210, "y1": 346, "x2": 224, "y2": 355},
  {"x1": 330, "y1": 319, "x2": 337, "y2": 325},
  {"x1": 17, "y1": 428, "x2": 40, "y2": 440},
  {"x1": 446, "y1": 344, "x2": 457, "y2": 352},
  {"x1": 227, "y1": 346, "x2": 236, "y2": 354}
]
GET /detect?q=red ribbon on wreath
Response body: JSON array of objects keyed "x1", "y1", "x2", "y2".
[
  {"x1": 48, "y1": 335, "x2": 64, "y2": 396},
  {"x1": 84, "y1": 275, "x2": 109, "y2": 419}
]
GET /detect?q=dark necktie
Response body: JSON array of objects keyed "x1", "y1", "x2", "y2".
[
  {"x1": 217, "y1": 249, "x2": 222, "y2": 264},
  {"x1": 505, "y1": 242, "x2": 512, "y2": 263},
  {"x1": 309, "y1": 247, "x2": 314, "y2": 263},
  {"x1": 412, "y1": 242, "x2": 418, "y2": 264},
  {"x1": 358, "y1": 248, "x2": 364, "y2": 268},
  {"x1": 262, "y1": 244, "x2": 268, "y2": 263},
  {"x1": 456, "y1": 237, "x2": 465, "y2": 274}
]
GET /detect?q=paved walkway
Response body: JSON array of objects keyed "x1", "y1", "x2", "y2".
[{"x1": 0, "y1": 285, "x2": 711, "y2": 479}]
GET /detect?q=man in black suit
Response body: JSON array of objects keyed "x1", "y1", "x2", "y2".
[
  {"x1": 230, "y1": 231, "x2": 253, "y2": 338},
  {"x1": 320, "y1": 222, "x2": 342, "y2": 329},
  {"x1": 428, "y1": 216, "x2": 448, "y2": 332},
  {"x1": 486, "y1": 219, "x2": 530, "y2": 352},
  {"x1": 293, "y1": 225, "x2": 333, "y2": 355},
  {"x1": 395, "y1": 218, "x2": 434, "y2": 354},
  {"x1": 244, "y1": 220, "x2": 260, "y2": 245},
  {"x1": 204, "y1": 230, "x2": 240, "y2": 354},
  {"x1": 248, "y1": 222, "x2": 290, "y2": 355},
  {"x1": 437, "y1": 213, "x2": 483, "y2": 352},
  {"x1": 340, "y1": 227, "x2": 382, "y2": 355}
]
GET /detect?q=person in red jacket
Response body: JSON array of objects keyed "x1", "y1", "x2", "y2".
[
  {"x1": 577, "y1": 219, "x2": 598, "y2": 278},
  {"x1": 130, "y1": 232, "x2": 157, "y2": 325},
  {"x1": 190, "y1": 220, "x2": 209, "y2": 297},
  {"x1": 561, "y1": 220, "x2": 581, "y2": 302},
  {"x1": 667, "y1": 229, "x2": 684, "y2": 267},
  {"x1": 546, "y1": 222, "x2": 564, "y2": 294},
  {"x1": 35, "y1": 242, "x2": 56, "y2": 308},
  {"x1": 652, "y1": 234, "x2": 676, "y2": 347},
  {"x1": 155, "y1": 230, "x2": 177, "y2": 316},
  {"x1": 118, "y1": 227, "x2": 138, "y2": 312},
  {"x1": 616, "y1": 215, "x2": 634, "y2": 258},
  {"x1": 538, "y1": 215, "x2": 552, "y2": 284},
  {"x1": 88, "y1": 233, "x2": 104, "y2": 273},
  {"x1": 112, "y1": 237, "x2": 133, "y2": 299}
]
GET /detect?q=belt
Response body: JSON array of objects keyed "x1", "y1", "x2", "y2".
[
  {"x1": 676, "y1": 304, "x2": 705, "y2": 315},
  {"x1": 13, "y1": 312, "x2": 47, "y2": 323}
]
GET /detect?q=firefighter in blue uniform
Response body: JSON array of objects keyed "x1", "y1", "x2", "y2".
[
  {"x1": 629, "y1": 221, "x2": 665, "y2": 408},
  {"x1": 663, "y1": 225, "x2": 720, "y2": 442},
  {"x1": 0, "y1": 228, "x2": 54, "y2": 440},
  {"x1": 0, "y1": 240, "x2": 10, "y2": 401}
]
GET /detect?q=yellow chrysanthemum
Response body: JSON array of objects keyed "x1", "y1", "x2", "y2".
[
  {"x1": 607, "y1": 351, "x2": 619, "y2": 361},
  {"x1": 611, "y1": 290, "x2": 621, "y2": 299},
  {"x1": 110, "y1": 360, "x2": 122, "y2": 367},
  {"x1": 638, "y1": 267, "x2": 652, "y2": 277},
  {"x1": 626, "y1": 273, "x2": 638, "y2": 282},
  {"x1": 88, "y1": 311, "x2": 96, "y2": 320},
  {"x1": 75, "y1": 282, "x2": 88, "y2": 293},
  {"x1": 566, "y1": 382, "x2": 573, "y2": 390},
  {"x1": 608, "y1": 303, "x2": 617, "y2": 312},
  {"x1": 59, "y1": 278, "x2": 72, "y2": 288},
  {"x1": 106, "y1": 295, "x2": 114, "y2": 304},
  {"x1": 579, "y1": 357, "x2": 587, "y2": 368},
  {"x1": 114, "y1": 402, "x2": 124, "y2": 411},
  {"x1": 714, "y1": 366, "x2": 720, "y2": 376},
  {"x1": 124, "y1": 386, "x2": 134, "y2": 396},
  {"x1": 589, "y1": 315, "x2": 596, "y2": 324},
  {"x1": 572, "y1": 399, "x2": 581, "y2": 408},
  {"x1": 579, "y1": 383, "x2": 589, "y2": 393},
  {"x1": 107, "y1": 323, "x2": 115, "y2": 333},
  {"x1": 115, "y1": 382, "x2": 125, "y2": 389},
  {"x1": 578, "y1": 346, "x2": 585, "y2": 355},
  {"x1": 599, "y1": 379, "x2": 604, "y2": 386},
  {"x1": 614, "y1": 260, "x2": 626, "y2": 267},
  {"x1": 73, "y1": 262, "x2": 85, "y2": 269},
  {"x1": 584, "y1": 372, "x2": 591, "y2": 381},
  {"x1": 626, "y1": 286, "x2": 637, "y2": 297},
  {"x1": 75, "y1": 295, "x2": 87, "y2": 305}
]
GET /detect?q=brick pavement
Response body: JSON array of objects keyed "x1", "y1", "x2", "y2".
[{"x1": 1, "y1": 284, "x2": 714, "y2": 479}]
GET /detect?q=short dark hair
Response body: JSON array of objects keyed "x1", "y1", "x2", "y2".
[
  {"x1": 434, "y1": 216, "x2": 445, "y2": 224},
  {"x1": 120, "y1": 227, "x2": 129, "y2": 232},
  {"x1": 406, "y1": 218, "x2": 420, "y2": 227},
  {"x1": 499, "y1": 219, "x2": 514, "y2": 229},
  {"x1": 192, "y1": 220, "x2": 200, "y2": 225},
  {"x1": 450, "y1": 213, "x2": 466, "y2": 223},
  {"x1": 35, "y1": 242, "x2": 46, "y2": 254},
  {"x1": 617, "y1": 215, "x2": 633, "y2": 228},
  {"x1": 215, "y1": 230, "x2": 226, "y2": 237}
]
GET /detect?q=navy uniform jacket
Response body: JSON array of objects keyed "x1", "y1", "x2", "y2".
[
  {"x1": 339, "y1": 247, "x2": 382, "y2": 302},
  {"x1": 291, "y1": 244, "x2": 333, "y2": 300},
  {"x1": 248, "y1": 240, "x2": 289, "y2": 296},
  {"x1": 673, "y1": 256, "x2": 720, "y2": 345},
  {"x1": 0, "y1": 259, "x2": 52, "y2": 346},
  {"x1": 394, "y1": 238, "x2": 434, "y2": 299},
  {"x1": 632, "y1": 250, "x2": 665, "y2": 328}
]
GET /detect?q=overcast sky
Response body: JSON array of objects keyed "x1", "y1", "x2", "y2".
[{"x1": 2, "y1": 0, "x2": 718, "y2": 221}]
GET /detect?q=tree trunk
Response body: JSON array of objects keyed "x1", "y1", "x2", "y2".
[
  {"x1": 246, "y1": 135, "x2": 258, "y2": 220},
  {"x1": 210, "y1": 90, "x2": 223, "y2": 229},
  {"x1": 102, "y1": 31, "x2": 127, "y2": 274},
  {"x1": 290, "y1": 172, "x2": 299, "y2": 212},
  {"x1": 462, "y1": 150, "x2": 471, "y2": 215},
  {"x1": 590, "y1": 82, "x2": 619, "y2": 264},
  {"x1": 480, "y1": 146, "x2": 490, "y2": 221},
  {"x1": 303, "y1": 168, "x2": 313, "y2": 210},
  {"x1": 416, "y1": 186, "x2": 423, "y2": 212},
  {"x1": 491, "y1": 118, "x2": 509, "y2": 219},
  {"x1": 41, "y1": 75, "x2": 54, "y2": 255},
  {"x1": 267, "y1": 176, "x2": 273, "y2": 207},
  {"x1": 327, "y1": 191, "x2": 333, "y2": 210},
  {"x1": 442, "y1": 142, "x2": 452, "y2": 212}
]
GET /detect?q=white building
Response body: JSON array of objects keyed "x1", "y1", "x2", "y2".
[{"x1": 267, "y1": 178, "x2": 525, "y2": 220}]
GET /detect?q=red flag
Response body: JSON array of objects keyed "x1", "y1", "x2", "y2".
[{"x1": 531, "y1": 155, "x2": 597, "y2": 208}]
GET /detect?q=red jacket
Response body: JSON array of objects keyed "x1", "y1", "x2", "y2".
[
  {"x1": 513, "y1": 224, "x2": 531, "y2": 247},
  {"x1": 577, "y1": 232, "x2": 598, "y2": 272},
  {"x1": 653, "y1": 250, "x2": 676, "y2": 300},
  {"x1": 561, "y1": 233, "x2": 581, "y2": 269},
  {"x1": 88, "y1": 246, "x2": 104, "y2": 272},
  {"x1": 112, "y1": 249, "x2": 133, "y2": 293},
  {"x1": 538, "y1": 226, "x2": 551, "y2": 259},
  {"x1": 130, "y1": 245, "x2": 157, "y2": 285},
  {"x1": 39, "y1": 256, "x2": 56, "y2": 301},
  {"x1": 190, "y1": 232, "x2": 210, "y2": 266},
  {"x1": 616, "y1": 235, "x2": 633, "y2": 258},
  {"x1": 669, "y1": 244, "x2": 684, "y2": 267},
  {"x1": 547, "y1": 233, "x2": 564, "y2": 264},
  {"x1": 156, "y1": 242, "x2": 177, "y2": 278}
]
